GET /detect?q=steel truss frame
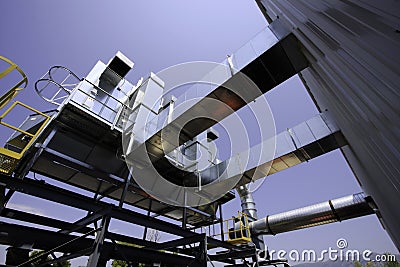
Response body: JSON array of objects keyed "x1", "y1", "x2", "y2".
[{"x1": 0, "y1": 174, "x2": 260, "y2": 266}]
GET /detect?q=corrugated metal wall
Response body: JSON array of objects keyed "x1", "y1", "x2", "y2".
[{"x1": 256, "y1": 0, "x2": 400, "y2": 249}]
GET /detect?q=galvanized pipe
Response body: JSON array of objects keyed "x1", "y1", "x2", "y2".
[
  {"x1": 236, "y1": 185, "x2": 265, "y2": 250},
  {"x1": 250, "y1": 192, "x2": 374, "y2": 235},
  {"x1": 236, "y1": 185, "x2": 259, "y2": 220}
]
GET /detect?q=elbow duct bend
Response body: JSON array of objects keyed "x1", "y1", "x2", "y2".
[{"x1": 250, "y1": 192, "x2": 375, "y2": 236}]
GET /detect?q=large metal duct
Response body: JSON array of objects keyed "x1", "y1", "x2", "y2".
[
  {"x1": 237, "y1": 185, "x2": 259, "y2": 219},
  {"x1": 124, "y1": 25, "x2": 308, "y2": 165},
  {"x1": 236, "y1": 185, "x2": 265, "y2": 249},
  {"x1": 149, "y1": 112, "x2": 346, "y2": 187},
  {"x1": 124, "y1": 112, "x2": 347, "y2": 207},
  {"x1": 250, "y1": 192, "x2": 375, "y2": 235}
]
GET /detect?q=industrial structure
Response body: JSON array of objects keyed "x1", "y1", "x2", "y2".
[
  {"x1": 255, "y1": 0, "x2": 400, "y2": 249},
  {"x1": 0, "y1": 1, "x2": 398, "y2": 266}
]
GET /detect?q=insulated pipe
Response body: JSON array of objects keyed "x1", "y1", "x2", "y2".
[
  {"x1": 236, "y1": 185, "x2": 265, "y2": 250},
  {"x1": 250, "y1": 192, "x2": 375, "y2": 235}
]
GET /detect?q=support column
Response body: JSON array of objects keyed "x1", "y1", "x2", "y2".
[
  {"x1": 182, "y1": 190, "x2": 188, "y2": 229},
  {"x1": 0, "y1": 186, "x2": 5, "y2": 213},
  {"x1": 119, "y1": 175, "x2": 130, "y2": 208},
  {"x1": 5, "y1": 247, "x2": 30, "y2": 266},
  {"x1": 182, "y1": 206, "x2": 187, "y2": 230},
  {"x1": 198, "y1": 235, "x2": 208, "y2": 267},
  {"x1": 16, "y1": 127, "x2": 58, "y2": 179},
  {"x1": 218, "y1": 203, "x2": 224, "y2": 241},
  {"x1": 0, "y1": 188, "x2": 14, "y2": 214},
  {"x1": 142, "y1": 199, "x2": 152, "y2": 240},
  {"x1": 87, "y1": 216, "x2": 110, "y2": 267}
]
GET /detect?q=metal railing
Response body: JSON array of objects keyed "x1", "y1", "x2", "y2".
[
  {"x1": 224, "y1": 212, "x2": 252, "y2": 245},
  {"x1": 35, "y1": 65, "x2": 136, "y2": 131},
  {"x1": 35, "y1": 66, "x2": 81, "y2": 106},
  {"x1": 64, "y1": 77, "x2": 136, "y2": 131},
  {"x1": 0, "y1": 56, "x2": 51, "y2": 174},
  {"x1": 0, "y1": 55, "x2": 28, "y2": 109},
  {"x1": 210, "y1": 211, "x2": 252, "y2": 245},
  {"x1": 0, "y1": 102, "x2": 50, "y2": 174}
]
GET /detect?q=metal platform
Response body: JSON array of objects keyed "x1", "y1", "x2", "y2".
[
  {"x1": 0, "y1": 174, "x2": 240, "y2": 267},
  {"x1": 19, "y1": 101, "x2": 233, "y2": 226}
]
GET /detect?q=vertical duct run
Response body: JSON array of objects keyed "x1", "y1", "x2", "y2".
[
  {"x1": 236, "y1": 185, "x2": 266, "y2": 250},
  {"x1": 250, "y1": 192, "x2": 375, "y2": 235}
]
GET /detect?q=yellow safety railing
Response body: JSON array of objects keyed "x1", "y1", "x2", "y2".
[
  {"x1": 0, "y1": 56, "x2": 50, "y2": 174},
  {"x1": 224, "y1": 212, "x2": 252, "y2": 245},
  {"x1": 0, "y1": 55, "x2": 28, "y2": 109}
]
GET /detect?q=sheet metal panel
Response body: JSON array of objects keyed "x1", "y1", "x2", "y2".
[{"x1": 258, "y1": 0, "x2": 400, "y2": 248}]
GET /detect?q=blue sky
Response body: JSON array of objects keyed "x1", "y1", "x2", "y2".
[{"x1": 0, "y1": 0, "x2": 397, "y2": 265}]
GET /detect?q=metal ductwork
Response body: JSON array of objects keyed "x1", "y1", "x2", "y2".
[
  {"x1": 125, "y1": 26, "x2": 308, "y2": 165},
  {"x1": 237, "y1": 185, "x2": 259, "y2": 219},
  {"x1": 143, "y1": 112, "x2": 346, "y2": 188},
  {"x1": 236, "y1": 185, "x2": 265, "y2": 250},
  {"x1": 124, "y1": 111, "x2": 347, "y2": 207},
  {"x1": 250, "y1": 192, "x2": 375, "y2": 235}
]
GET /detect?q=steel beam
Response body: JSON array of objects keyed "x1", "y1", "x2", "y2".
[
  {"x1": 119, "y1": 176, "x2": 130, "y2": 208},
  {"x1": 0, "y1": 221, "x2": 195, "y2": 265},
  {"x1": 0, "y1": 174, "x2": 193, "y2": 237},
  {"x1": 148, "y1": 234, "x2": 206, "y2": 251},
  {"x1": 0, "y1": 207, "x2": 184, "y2": 250},
  {"x1": 219, "y1": 203, "x2": 224, "y2": 241},
  {"x1": 87, "y1": 216, "x2": 110, "y2": 267},
  {"x1": 15, "y1": 126, "x2": 58, "y2": 179},
  {"x1": 59, "y1": 206, "x2": 111, "y2": 234},
  {"x1": 96, "y1": 184, "x2": 121, "y2": 200},
  {"x1": 0, "y1": 207, "x2": 91, "y2": 233},
  {"x1": 37, "y1": 248, "x2": 93, "y2": 267},
  {"x1": 199, "y1": 237, "x2": 208, "y2": 267},
  {"x1": 0, "y1": 175, "x2": 238, "y2": 253},
  {"x1": 142, "y1": 199, "x2": 152, "y2": 240},
  {"x1": 0, "y1": 186, "x2": 4, "y2": 213},
  {"x1": 209, "y1": 247, "x2": 257, "y2": 261},
  {"x1": 16, "y1": 227, "x2": 99, "y2": 267},
  {"x1": 41, "y1": 147, "x2": 125, "y2": 184}
]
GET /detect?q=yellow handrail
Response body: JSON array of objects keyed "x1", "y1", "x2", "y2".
[
  {"x1": 0, "y1": 56, "x2": 28, "y2": 110},
  {"x1": 0, "y1": 101, "x2": 51, "y2": 174},
  {"x1": 0, "y1": 56, "x2": 50, "y2": 174},
  {"x1": 223, "y1": 212, "x2": 252, "y2": 245}
]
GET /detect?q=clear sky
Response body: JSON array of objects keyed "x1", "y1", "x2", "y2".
[{"x1": 0, "y1": 0, "x2": 398, "y2": 265}]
